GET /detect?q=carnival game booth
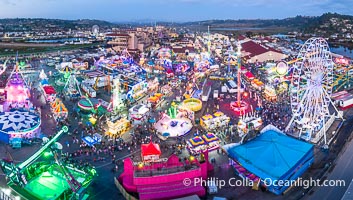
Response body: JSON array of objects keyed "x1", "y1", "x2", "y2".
[
  {"x1": 0, "y1": 110, "x2": 41, "y2": 145},
  {"x1": 251, "y1": 79, "x2": 264, "y2": 90},
  {"x1": 200, "y1": 111, "x2": 230, "y2": 131},
  {"x1": 264, "y1": 85, "x2": 277, "y2": 101},
  {"x1": 141, "y1": 142, "x2": 161, "y2": 162},
  {"x1": 148, "y1": 93, "x2": 164, "y2": 108},
  {"x1": 225, "y1": 125, "x2": 314, "y2": 195},
  {"x1": 244, "y1": 71, "x2": 255, "y2": 81},
  {"x1": 202, "y1": 133, "x2": 220, "y2": 152},
  {"x1": 161, "y1": 85, "x2": 172, "y2": 95},
  {"x1": 187, "y1": 136, "x2": 206, "y2": 155},
  {"x1": 117, "y1": 151, "x2": 213, "y2": 200},
  {"x1": 82, "y1": 133, "x2": 102, "y2": 147},
  {"x1": 237, "y1": 115, "x2": 263, "y2": 137},
  {"x1": 129, "y1": 104, "x2": 150, "y2": 121},
  {"x1": 105, "y1": 117, "x2": 131, "y2": 138},
  {"x1": 41, "y1": 85, "x2": 57, "y2": 102},
  {"x1": 51, "y1": 99, "x2": 68, "y2": 121},
  {"x1": 127, "y1": 81, "x2": 148, "y2": 102}
]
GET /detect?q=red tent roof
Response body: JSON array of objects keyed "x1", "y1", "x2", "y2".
[
  {"x1": 245, "y1": 71, "x2": 255, "y2": 79},
  {"x1": 141, "y1": 142, "x2": 161, "y2": 156},
  {"x1": 241, "y1": 40, "x2": 283, "y2": 58},
  {"x1": 43, "y1": 85, "x2": 56, "y2": 95}
]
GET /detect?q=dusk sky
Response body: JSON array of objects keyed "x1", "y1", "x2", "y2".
[{"x1": 0, "y1": 0, "x2": 352, "y2": 22}]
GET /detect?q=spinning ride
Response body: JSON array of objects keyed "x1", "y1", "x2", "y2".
[
  {"x1": 286, "y1": 37, "x2": 342, "y2": 144},
  {"x1": 0, "y1": 126, "x2": 96, "y2": 200},
  {"x1": 230, "y1": 42, "x2": 248, "y2": 114}
]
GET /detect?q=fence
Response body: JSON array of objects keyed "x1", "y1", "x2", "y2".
[{"x1": 114, "y1": 177, "x2": 137, "y2": 200}]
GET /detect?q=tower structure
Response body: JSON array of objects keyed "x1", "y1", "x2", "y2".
[
  {"x1": 230, "y1": 42, "x2": 248, "y2": 115},
  {"x1": 111, "y1": 77, "x2": 125, "y2": 114},
  {"x1": 237, "y1": 42, "x2": 242, "y2": 107}
]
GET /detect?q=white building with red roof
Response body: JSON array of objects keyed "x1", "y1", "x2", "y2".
[{"x1": 238, "y1": 36, "x2": 288, "y2": 63}]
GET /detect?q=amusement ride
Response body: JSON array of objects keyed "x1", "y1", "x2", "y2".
[{"x1": 286, "y1": 37, "x2": 343, "y2": 145}]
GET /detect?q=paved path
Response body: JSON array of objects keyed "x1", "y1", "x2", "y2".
[{"x1": 304, "y1": 117, "x2": 353, "y2": 200}]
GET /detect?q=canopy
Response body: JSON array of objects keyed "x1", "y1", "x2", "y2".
[
  {"x1": 51, "y1": 99, "x2": 67, "y2": 113},
  {"x1": 40, "y1": 79, "x2": 49, "y2": 85},
  {"x1": 188, "y1": 136, "x2": 205, "y2": 147},
  {"x1": 141, "y1": 142, "x2": 161, "y2": 156},
  {"x1": 227, "y1": 126, "x2": 314, "y2": 181},
  {"x1": 202, "y1": 133, "x2": 219, "y2": 143},
  {"x1": 213, "y1": 111, "x2": 224, "y2": 117},
  {"x1": 202, "y1": 114, "x2": 213, "y2": 121},
  {"x1": 245, "y1": 71, "x2": 255, "y2": 79},
  {"x1": 43, "y1": 85, "x2": 56, "y2": 95}
]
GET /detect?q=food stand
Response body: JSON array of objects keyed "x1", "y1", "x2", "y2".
[
  {"x1": 148, "y1": 93, "x2": 164, "y2": 108},
  {"x1": 129, "y1": 104, "x2": 150, "y2": 120},
  {"x1": 200, "y1": 111, "x2": 230, "y2": 131},
  {"x1": 237, "y1": 117, "x2": 263, "y2": 137},
  {"x1": 160, "y1": 85, "x2": 172, "y2": 95},
  {"x1": 264, "y1": 86, "x2": 277, "y2": 101}
]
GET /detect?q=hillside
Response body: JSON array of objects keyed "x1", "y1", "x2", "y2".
[
  {"x1": 181, "y1": 13, "x2": 353, "y2": 37},
  {"x1": 0, "y1": 18, "x2": 115, "y2": 32}
]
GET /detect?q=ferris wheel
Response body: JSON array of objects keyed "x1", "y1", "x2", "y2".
[{"x1": 289, "y1": 37, "x2": 339, "y2": 144}]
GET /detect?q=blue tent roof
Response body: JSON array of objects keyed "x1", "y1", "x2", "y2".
[
  {"x1": 40, "y1": 79, "x2": 48, "y2": 85},
  {"x1": 227, "y1": 129, "x2": 313, "y2": 180}
]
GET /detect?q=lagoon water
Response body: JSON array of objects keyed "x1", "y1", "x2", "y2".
[
  {"x1": 27, "y1": 38, "x2": 87, "y2": 43},
  {"x1": 331, "y1": 46, "x2": 353, "y2": 59}
]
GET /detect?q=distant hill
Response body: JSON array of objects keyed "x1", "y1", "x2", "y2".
[
  {"x1": 0, "y1": 18, "x2": 115, "y2": 32},
  {"x1": 181, "y1": 13, "x2": 353, "y2": 36}
]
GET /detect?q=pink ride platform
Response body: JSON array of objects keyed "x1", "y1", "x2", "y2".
[{"x1": 118, "y1": 152, "x2": 213, "y2": 200}]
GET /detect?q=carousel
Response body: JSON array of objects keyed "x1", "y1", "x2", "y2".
[{"x1": 0, "y1": 110, "x2": 41, "y2": 145}]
